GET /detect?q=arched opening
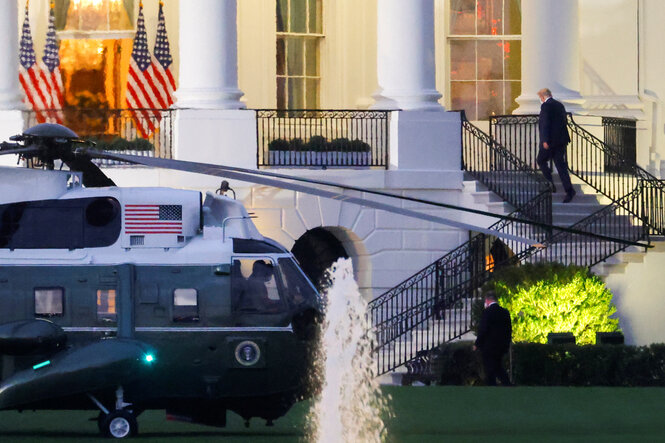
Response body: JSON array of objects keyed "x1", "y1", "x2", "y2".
[{"x1": 291, "y1": 227, "x2": 349, "y2": 288}]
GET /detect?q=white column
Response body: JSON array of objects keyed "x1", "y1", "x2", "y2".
[
  {"x1": 0, "y1": 1, "x2": 23, "y2": 110},
  {"x1": 0, "y1": 1, "x2": 26, "y2": 166},
  {"x1": 372, "y1": 0, "x2": 443, "y2": 111},
  {"x1": 175, "y1": 0, "x2": 245, "y2": 109},
  {"x1": 515, "y1": 0, "x2": 583, "y2": 114}
]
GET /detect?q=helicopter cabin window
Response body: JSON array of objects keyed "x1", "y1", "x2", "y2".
[
  {"x1": 232, "y1": 258, "x2": 285, "y2": 313},
  {"x1": 173, "y1": 288, "x2": 199, "y2": 322},
  {"x1": 34, "y1": 288, "x2": 64, "y2": 317},
  {"x1": 0, "y1": 197, "x2": 121, "y2": 249},
  {"x1": 97, "y1": 289, "x2": 117, "y2": 322}
]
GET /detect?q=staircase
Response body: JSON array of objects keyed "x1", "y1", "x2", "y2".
[{"x1": 370, "y1": 113, "x2": 663, "y2": 382}]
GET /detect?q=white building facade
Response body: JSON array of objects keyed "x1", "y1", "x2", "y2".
[{"x1": 2, "y1": 0, "x2": 665, "y2": 344}]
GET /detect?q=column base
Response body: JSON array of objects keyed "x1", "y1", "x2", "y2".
[
  {"x1": 175, "y1": 88, "x2": 246, "y2": 110},
  {"x1": 389, "y1": 110, "x2": 460, "y2": 170},
  {"x1": 161, "y1": 109, "x2": 257, "y2": 190},
  {"x1": 371, "y1": 89, "x2": 444, "y2": 111}
]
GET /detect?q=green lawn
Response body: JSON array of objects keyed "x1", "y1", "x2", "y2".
[{"x1": 1, "y1": 386, "x2": 665, "y2": 442}]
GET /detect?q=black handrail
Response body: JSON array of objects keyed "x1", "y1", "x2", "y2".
[
  {"x1": 370, "y1": 112, "x2": 654, "y2": 376},
  {"x1": 462, "y1": 113, "x2": 552, "y2": 225},
  {"x1": 370, "y1": 116, "x2": 554, "y2": 375},
  {"x1": 490, "y1": 114, "x2": 665, "y2": 236}
]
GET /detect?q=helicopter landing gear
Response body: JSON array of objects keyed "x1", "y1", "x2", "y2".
[
  {"x1": 88, "y1": 387, "x2": 139, "y2": 439},
  {"x1": 99, "y1": 409, "x2": 138, "y2": 439}
]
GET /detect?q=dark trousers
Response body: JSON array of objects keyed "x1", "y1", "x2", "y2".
[
  {"x1": 481, "y1": 351, "x2": 511, "y2": 386},
  {"x1": 537, "y1": 144, "x2": 573, "y2": 194}
]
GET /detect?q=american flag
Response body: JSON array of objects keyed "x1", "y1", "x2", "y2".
[
  {"x1": 124, "y1": 204, "x2": 183, "y2": 234},
  {"x1": 152, "y1": 1, "x2": 176, "y2": 108},
  {"x1": 41, "y1": 2, "x2": 64, "y2": 124},
  {"x1": 19, "y1": 2, "x2": 55, "y2": 124},
  {"x1": 126, "y1": 2, "x2": 168, "y2": 138}
]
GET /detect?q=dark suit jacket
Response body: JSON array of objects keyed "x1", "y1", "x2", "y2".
[
  {"x1": 475, "y1": 303, "x2": 512, "y2": 355},
  {"x1": 539, "y1": 98, "x2": 571, "y2": 148}
]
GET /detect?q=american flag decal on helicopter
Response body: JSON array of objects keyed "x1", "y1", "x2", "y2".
[{"x1": 124, "y1": 204, "x2": 183, "y2": 234}]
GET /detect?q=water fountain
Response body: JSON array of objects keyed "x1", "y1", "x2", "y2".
[{"x1": 308, "y1": 258, "x2": 391, "y2": 443}]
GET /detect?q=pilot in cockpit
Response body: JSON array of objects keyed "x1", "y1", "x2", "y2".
[{"x1": 240, "y1": 260, "x2": 281, "y2": 312}]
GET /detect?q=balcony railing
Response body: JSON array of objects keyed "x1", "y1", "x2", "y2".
[
  {"x1": 23, "y1": 108, "x2": 174, "y2": 166},
  {"x1": 256, "y1": 109, "x2": 390, "y2": 168}
]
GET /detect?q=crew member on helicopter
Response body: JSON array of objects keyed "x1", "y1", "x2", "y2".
[{"x1": 240, "y1": 260, "x2": 281, "y2": 312}]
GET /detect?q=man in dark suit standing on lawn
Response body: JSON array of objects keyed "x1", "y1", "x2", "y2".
[
  {"x1": 474, "y1": 290, "x2": 512, "y2": 386},
  {"x1": 537, "y1": 88, "x2": 576, "y2": 203}
]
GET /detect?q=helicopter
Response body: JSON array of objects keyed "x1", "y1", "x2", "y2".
[{"x1": 0, "y1": 123, "x2": 637, "y2": 438}]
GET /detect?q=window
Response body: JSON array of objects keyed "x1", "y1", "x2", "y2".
[
  {"x1": 173, "y1": 288, "x2": 199, "y2": 322},
  {"x1": 35, "y1": 288, "x2": 64, "y2": 317},
  {"x1": 449, "y1": 0, "x2": 521, "y2": 120},
  {"x1": 0, "y1": 197, "x2": 121, "y2": 250},
  {"x1": 54, "y1": 0, "x2": 134, "y2": 32},
  {"x1": 52, "y1": 0, "x2": 135, "y2": 126},
  {"x1": 277, "y1": 258, "x2": 317, "y2": 307},
  {"x1": 97, "y1": 289, "x2": 116, "y2": 321},
  {"x1": 232, "y1": 258, "x2": 285, "y2": 313},
  {"x1": 276, "y1": 0, "x2": 322, "y2": 109}
]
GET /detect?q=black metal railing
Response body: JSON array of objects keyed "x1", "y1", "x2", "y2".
[
  {"x1": 603, "y1": 117, "x2": 637, "y2": 172},
  {"x1": 256, "y1": 109, "x2": 389, "y2": 168},
  {"x1": 369, "y1": 233, "x2": 487, "y2": 375},
  {"x1": 462, "y1": 113, "x2": 552, "y2": 225},
  {"x1": 23, "y1": 108, "x2": 174, "y2": 164},
  {"x1": 370, "y1": 112, "x2": 655, "y2": 376},
  {"x1": 490, "y1": 114, "x2": 665, "y2": 236},
  {"x1": 489, "y1": 114, "x2": 540, "y2": 168},
  {"x1": 370, "y1": 185, "x2": 648, "y2": 375},
  {"x1": 370, "y1": 117, "x2": 553, "y2": 375}
]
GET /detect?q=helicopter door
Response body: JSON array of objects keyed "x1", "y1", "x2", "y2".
[{"x1": 231, "y1": 257, "x2": 290, "y2": 327}]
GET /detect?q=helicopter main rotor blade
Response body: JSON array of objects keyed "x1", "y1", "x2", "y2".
[
  {"x1": 87, "y1": 151, "x2": 650, "y2": 248},
  {"x1": 88, "y1": 151, "x2": 539, "y2": 245},
  {"x1": 0, "y1": 147, "x2": 40, "y2": 156}
]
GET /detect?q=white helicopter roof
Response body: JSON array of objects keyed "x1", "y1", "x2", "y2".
[
  {"x1": 0, "y1": 166, "x2": 76, "y2": 204},
  {"x1": 0, "y1": 167, "x2": 276, "y2": 266}
]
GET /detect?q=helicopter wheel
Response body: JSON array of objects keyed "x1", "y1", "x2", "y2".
[{"x1": 99, "y1": 409, "x2": 138, "y2": 439}]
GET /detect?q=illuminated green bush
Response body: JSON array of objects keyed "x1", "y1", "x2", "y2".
[{"x1": 481, "y1": 263, "x2": 620, "y2": 345}]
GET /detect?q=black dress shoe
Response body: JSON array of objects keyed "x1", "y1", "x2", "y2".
[{"x1": 563, "y1": 191, "x2": 576, "y2": 203}]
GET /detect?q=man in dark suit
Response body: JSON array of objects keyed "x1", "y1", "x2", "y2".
[
  {"x1": 537, "y1": 88, "x2": 576, "y2": 203},
  {"x1": 474, "y1": 290, "x2": 512, "y2": 386}
]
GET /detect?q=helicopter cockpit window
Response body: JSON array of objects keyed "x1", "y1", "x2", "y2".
[
  {"x1": 232, "y1": 258, "x2": 285, "y2": 313},
  {"x1": 34, "y1": 287, "x2": 64, "y2": 317},
  {"x1": 173, "y1": 288, "x2": 199, "y2": 322},
  {"x1": 97, "y1": 289, "x2": 117, "y2": 322},
  {"x1": 277, "y1": 258, "x2": 318, "y2": 307}
]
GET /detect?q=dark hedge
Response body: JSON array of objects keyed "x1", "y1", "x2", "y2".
[{"x1": 430, "y1": 341, "x2": 665, "y2": 387}]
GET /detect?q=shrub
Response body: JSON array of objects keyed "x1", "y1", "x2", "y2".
[
  {"x1": 328, "y1": 137, "x2": 350, "y2": 151},
  {"x1": 350, "y1": 139, "x2": 371, "y2": 152},
  {"x1": 89, "y1": 136, "x2": 154, "y2": 152},
  {"x1": 306, "y1": 135, "x2": 327, "y2": 151},
  {"x1": 511, "y1": 343, "x2": 665, "y2": 386},
  {"x1": 433, "y1": 341, "x2": 483, "y2": 386},
  {"x1": 289, "y1": 138, "x2": 305, "y2": 151},
  {"x1": 268, "y1": 138, "x2": 290, "y2": 151},
  {"x1": 430, "y1": 342, "x2": 665, "y2": 386},
  {"x1": 477, "y1": 263, "x2": 620, "y2": 345}
]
